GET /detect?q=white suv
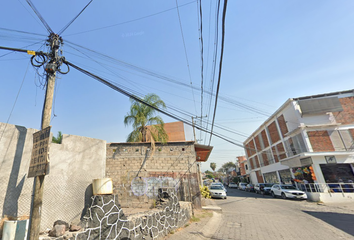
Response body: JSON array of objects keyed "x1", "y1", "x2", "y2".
[{"x1": 270, "y1": 184, "x2": 307, "y2": 200}]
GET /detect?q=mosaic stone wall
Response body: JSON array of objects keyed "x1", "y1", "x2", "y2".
[{"x1": 57, "y1": 189, "x2": 191, "y2": 240}]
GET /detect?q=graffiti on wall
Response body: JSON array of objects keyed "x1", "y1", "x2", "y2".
[{"x1": 130, "y1": 176, "x2": 180, "y2": 197}]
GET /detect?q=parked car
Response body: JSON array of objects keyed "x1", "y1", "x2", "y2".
[
  {"x1": 245, "y1": 184, "x2": 255, "y2": 192},
  {"x1": 208, "y1": 185, "x2": 227, "y2": 199},
  {"x1": 211, "y1": 182, "x2": 227, "y2": 193},
  {"x1": 238, "y1": 182, "x2": 247, "y2": 191},
  {"x1": 270, "y1": 184, "x2": 307, "y2": 200},
  {"x1": 254, "y1": 183, "x2": 274, "y2": 195},
  {"x1": 228, "y1": 182, "x2": 238, "y2": 188}
]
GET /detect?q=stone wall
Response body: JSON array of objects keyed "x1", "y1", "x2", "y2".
[
  {"x1": 106, "y1": 142, "x2": 201, "y2": 209},
  {"x1": 0, "y1": 122, "x2": 106, "y2": 231},
  {"x1": 40, "y1": 189, "x2": 191, "y2": 240}
]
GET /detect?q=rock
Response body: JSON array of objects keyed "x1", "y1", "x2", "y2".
[
  {"x1": 69, "y1": 224, "x2": 81, "y2": 232},
  {"x1": 48, "y1": 224, "x2": 66, "y2": 237},
  {"x1": 54, "y1": 220, "x2": 70, "y2": 231}
]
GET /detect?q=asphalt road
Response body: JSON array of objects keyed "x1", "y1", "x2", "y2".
[{"x1": 210, "y1": 187, "x2": 354, "y2": 240}]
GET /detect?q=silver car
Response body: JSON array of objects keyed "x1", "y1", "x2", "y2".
[{"x1": 208, "y1": 185, "x2": 227, "y2": 199}]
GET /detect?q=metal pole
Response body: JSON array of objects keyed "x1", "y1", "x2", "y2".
[
  {"x1": 191, "y1": 117, "x2": 196, "y2": 142},
  {"x1": 29, "y1": 71, "x2": 56, "y2": 240}
]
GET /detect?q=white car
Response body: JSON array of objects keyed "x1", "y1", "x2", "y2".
[
  {"x1": 208, "y1": 185, "x2": 227, "y2": 199},
  {"x1": 238, "y1": 182, "x2": 247, "y2": 191},
  {"x1": 228, "y1": 182, "x2": 238, "y2": 188},
  {"x1": 270, "y1": 184, "x2": 307, "y2": 200},
  {"x1": 211, "y1": 182, "x2": 227, "y2": 193}
]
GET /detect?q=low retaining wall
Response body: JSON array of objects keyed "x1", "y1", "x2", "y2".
[
  {"x1": 40, "y1": 189, "x2": 191, "y2": 240},
  {"x1": 307, "y1": 192, "x2": 354, "y2": 203}
]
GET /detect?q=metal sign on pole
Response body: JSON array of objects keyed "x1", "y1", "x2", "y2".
[{"x1": 28, "y1": 126, "x2": 51, "y2": 178}]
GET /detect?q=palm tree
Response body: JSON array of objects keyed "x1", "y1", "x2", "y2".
[{"x1": 124, "y1": 93, "x2": 169, "y2": 143}]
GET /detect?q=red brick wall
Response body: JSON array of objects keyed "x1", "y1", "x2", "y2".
[
  {"x1": 147, "y1": 121, "x2": 185, "y2": 142},
  {"x1": 333, "y1": 97, "x2": 354, "y2": 125},
  {"x1": 307, "y1": 130, "x2": 335, "y2": 152},
  {"x1": 246, "y1": 140, "x2": 256, "y2": 156},
  {"x1": 255, "y1": 155, "x2": 260, "y2": 168},
  {"x1": 262, "y1": 152, "x2": 268, "y2": 166},
  {"x1": 254, "y1": 135, "x2": 262, "y2": 151},
  {"x1": 261, "y1": 130, "x2": 269, "y2": 148},
  {"x1": 267, "y1": 121, "x2": 280, "y2": 144},
  {"x1": 276, "y1": 143, "x2": 287, "y2": 160},
  {"x1": 256, "y1": 170, "x2": 264, "y2": 183},
  {"x1": 249, "y1": 158, "x2": 255, "y2": 170},
  {"x1": 239, "y1": 161, "x2": 246, "y2": 176},
  {"x1": 272, "y1": 146, "x2": 279, "y2": 163},
  {"x1": 277, "y1": 115, "x2": 288, "y2": 138}
]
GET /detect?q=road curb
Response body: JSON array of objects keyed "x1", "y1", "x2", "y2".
[{"x1": 202, "y1": 205, "x2": 222, "y2": 211}]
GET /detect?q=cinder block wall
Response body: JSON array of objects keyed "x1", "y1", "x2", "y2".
[
  {"x1": 106, "y1": 142, "x2": 201, "y2": 209},
  {"x1": 0, "y1": 122, "x2": 106, "y2": 231}
]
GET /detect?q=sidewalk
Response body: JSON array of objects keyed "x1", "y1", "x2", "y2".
[{"x1": 164, "y1": 199, "x2": 222, "y2": 240}]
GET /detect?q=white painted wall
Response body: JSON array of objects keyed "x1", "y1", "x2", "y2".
[{"x1": 0, "y1": 122, "x2": 106, "y2": 231}]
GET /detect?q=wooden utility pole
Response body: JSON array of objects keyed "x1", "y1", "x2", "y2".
[{"x1": 29, "y1": 72, "x2": 56, "y2": 240}]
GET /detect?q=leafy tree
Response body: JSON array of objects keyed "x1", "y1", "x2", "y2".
[
  {"x1": 210, "y1": 162, "x2": 216, "y2": 172},
  {"x1": 205, "y1": 170, "x2": 213, "y2": 175},
  {"x1": 217, "y1": 161, "x2": 237, "y2": 174},
  {"x1": 52, "y1": 131, "x2": 63, "y2": 144},
  {"x1": 124, "y1": 93, "x2": 168, "y2": 143},
  {"x1": 222, "y1": 161, "x2": 236, "y2": 170},
  {"x1": 206, "y1": 174, "x2": 215, "y2": 179}
]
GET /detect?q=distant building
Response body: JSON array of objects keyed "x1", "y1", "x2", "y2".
[
  {"x1": 243, "y1": 89, "x2": 354, "y2": 201},
  {"x1": 146, "y1": 121, "x2": 185, "y2": 142}
]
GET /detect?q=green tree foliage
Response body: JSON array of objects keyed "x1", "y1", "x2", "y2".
[
  {"x1": 124, "y1": 93, "x2": 168, "y2": 143},
  {"x1": 218, "y1": 161, "x2": 236, "y2": 173},
  {"x1": 52, "y1": 131, "x2": 63, "y2": 144},
  {"x1": 206, "y1": 174, "x2": 215, "y2": 179},
  {"x1": 210, "y1": 162, "x2": 216, "y2": 172},
  {"x1": 222, "y1": 161, "x2": 236, "y2": 169}
]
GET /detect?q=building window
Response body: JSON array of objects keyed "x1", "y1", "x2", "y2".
[
  {"x1": 279, "y1": 169, "x2": 292, "y2": 184},
  {"x1": 263, "y1": 171, "x2": 279, "y2": 183},
  {"x1": 284, "y1": 134, "x2": 307, "y2": 156},
  {"x1": 320, "y1": 163, "x2": 354, "y2": 183}
]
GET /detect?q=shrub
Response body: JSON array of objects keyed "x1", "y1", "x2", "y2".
[{"x1": 200, "y1": 185, "x2": 211, "y2": 199}]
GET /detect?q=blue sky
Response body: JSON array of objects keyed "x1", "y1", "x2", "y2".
[{"x1": 1, "y1": 0, "x2": 354, "y2": 172}]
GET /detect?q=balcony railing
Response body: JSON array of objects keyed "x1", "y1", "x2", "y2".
[{"x1": 296, "y1": 183, "x2": 354, "y2": 194}]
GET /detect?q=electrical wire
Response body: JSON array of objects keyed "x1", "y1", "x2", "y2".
[
  {"x1": 63, "y1": 40, "x2": 272, "y2": 118},
  {"x1": 208, "y1": 0, "x2": 228, "y2": 146},
  {"x1": 0, "y1": 61, "x2": 30, "y2": 143},
  {"x1": 175, "y1": 0, "x2": 198, "y2": 115},
  {"x1": 64, "y1": 0, "x2": 197, "y2": 37},
  {"x1": 65, "y1": 60, "x2": 256, "y2": 150},
  {"x1": 204, "y1": 0, "x2": 221, "y2": 145},
  {"x1": 197, "y1": 0, "x2": 204, "y2": 133},
  {"x1": 58, "y1": 0, "x2": 94, "y2": 35},
  {"x1": 25, "y1": 0, "x2": 53, "y2": 34}
]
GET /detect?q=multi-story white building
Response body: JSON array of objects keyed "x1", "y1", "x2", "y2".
[{"x1": 243, "y1": 89, "x2": 354, "y2": 201}]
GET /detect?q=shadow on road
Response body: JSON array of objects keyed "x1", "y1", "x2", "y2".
[{"x1": 303, "y1": 211, "x2": 354, "y2": 237}]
